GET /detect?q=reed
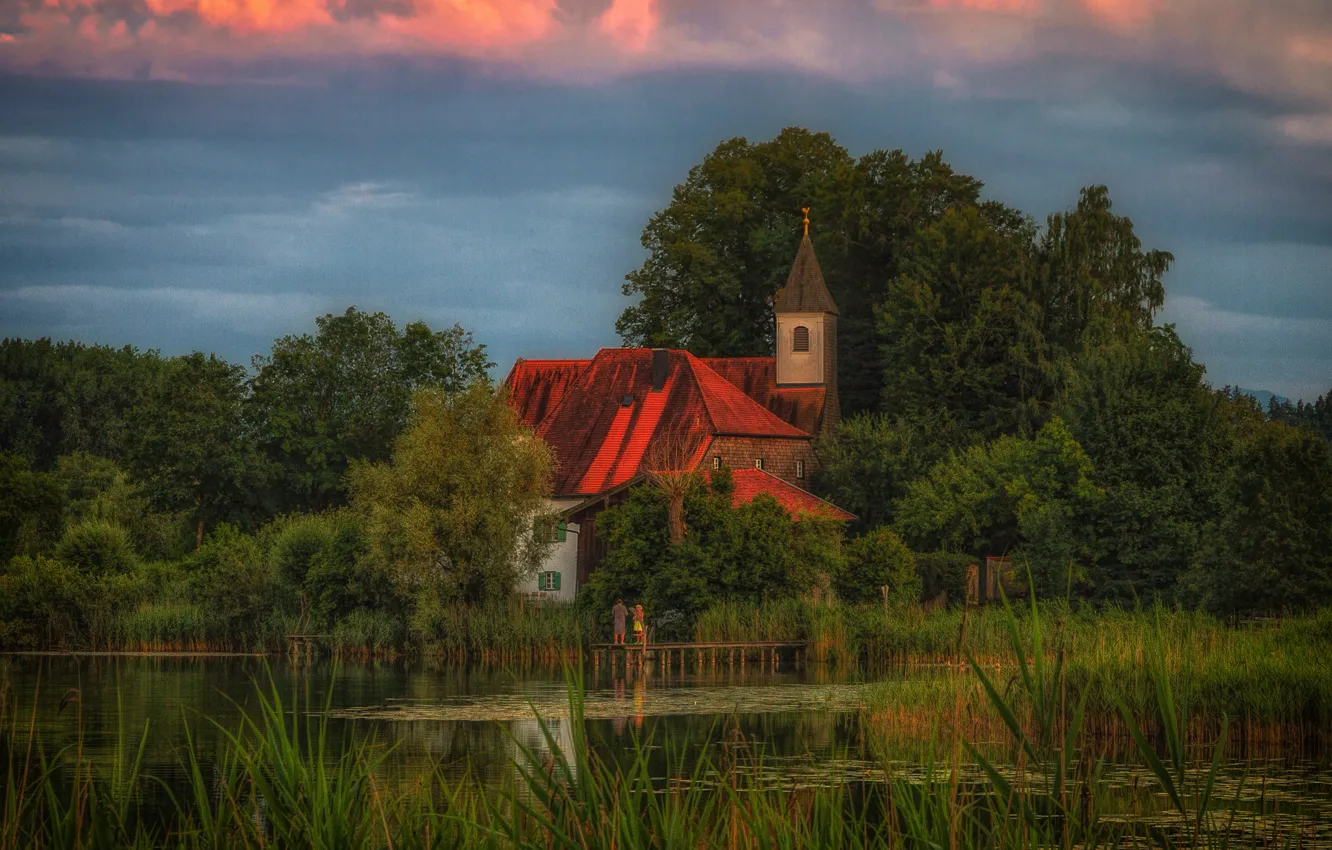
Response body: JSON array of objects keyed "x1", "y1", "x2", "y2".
[{"x1": 1, "y1": 614, "x2": 1323, "y2": 847}]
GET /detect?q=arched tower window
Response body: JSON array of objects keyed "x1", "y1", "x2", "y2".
[{"x1": 792, "y1": 325, "x2": 810, "y2": 352}]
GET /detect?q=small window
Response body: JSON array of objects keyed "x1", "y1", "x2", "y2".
[
  {"x1": 754, "y1": 458, "x2": 764, "y2": 470},
  {"x1": 796, "y1": 460, "x2": 805, "y2": 479},
  {"x1": 792, "y1": 325, "x2": 810, "y2": 352},
  {"x1": 534, "y1": 518, "x2": 567, "y2": 543},
  {"x1": 539, "y1": 571, "x2": 562, "y2": 591},
  {"x1": 712, "y1": 455, "x2": 722, "y2": 469}
]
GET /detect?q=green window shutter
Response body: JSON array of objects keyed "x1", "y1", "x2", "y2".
[
  {"x1": 552, "y1": 572, "x2": 561, "y2": 591},
  {"x1": 557, "y1": 521, "x2": 567, "y2": 542}
]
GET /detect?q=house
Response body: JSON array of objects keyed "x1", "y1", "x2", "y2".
[{"x1": 505, "y1": 222, "x2": 854, "y2": 600}]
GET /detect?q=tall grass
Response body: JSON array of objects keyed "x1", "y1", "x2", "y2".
[
  {"x1": 409, "y1": 598, "x2": 595, "y2": 665},
  {"x1": 2, "y1": 597, "x2": 1324, "y2": 847}
]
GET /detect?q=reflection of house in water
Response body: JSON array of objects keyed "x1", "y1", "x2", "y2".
[
  {"x1": 506, "y1": 224, "x2": 854, "y2": 600},
  {"x1": 508, "y1": 715, "x2": 577, "y2": 782}
]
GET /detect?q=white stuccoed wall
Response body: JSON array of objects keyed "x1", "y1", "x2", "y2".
[{"x1": 522, "y1": 498, "x2": 582, "y2": 603}]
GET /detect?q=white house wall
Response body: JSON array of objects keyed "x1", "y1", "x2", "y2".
[{"x1": 523, "y1": 498, "x2": 581, "y2": 603}]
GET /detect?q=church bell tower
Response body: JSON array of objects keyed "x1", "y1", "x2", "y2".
[{"x1": 774, "y1": 208, "x2": 840, "y2": 432}]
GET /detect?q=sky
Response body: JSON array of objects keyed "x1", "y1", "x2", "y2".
[{"x1": 1, "y1": 0, "x2": 1330, "y2": 401}]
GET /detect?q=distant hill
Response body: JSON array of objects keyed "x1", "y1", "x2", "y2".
[{"x1": 1237, "y1": 387, "x2": 1290, "y2": 409}]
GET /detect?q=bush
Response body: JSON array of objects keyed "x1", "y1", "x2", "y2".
[
  {"x1": 54, "y1": 520, "x2": 138, "y2": 576},
  {"x1": 268, "y1": 513, "x2": 337, "y2": 586},
  {"x1": 188, "y1": 524, "x2": 293, "y2": 646},
  {"x1": 0, "y1": 555, "x2": 90, "y2": 648},
  {"x1": 838, "y1": 529, "x2": 919, "y2": 604},
  {"x1": 915, "y1": 552, "x2": 976, "y2": 606}
]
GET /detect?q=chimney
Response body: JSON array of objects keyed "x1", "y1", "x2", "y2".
[{"x1": 651, "y1": 348, "x2": 668, "y2": 391}]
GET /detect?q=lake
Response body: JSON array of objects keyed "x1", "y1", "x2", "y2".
[{"x1": 3, "y1": 653, "x2": 1331, "y2": 842}]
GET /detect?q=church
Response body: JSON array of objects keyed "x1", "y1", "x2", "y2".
[{"x1": 504, "y1": 217, "x2": 855, "y2": 600}]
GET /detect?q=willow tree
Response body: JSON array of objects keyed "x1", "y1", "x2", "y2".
[{"x1": 349, "y1": 381, "x2": 555, "y2": 631}]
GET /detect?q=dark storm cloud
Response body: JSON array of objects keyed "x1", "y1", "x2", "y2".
[{"x1": 1, "y1": 58, "x2": 1329, "y2": 399}]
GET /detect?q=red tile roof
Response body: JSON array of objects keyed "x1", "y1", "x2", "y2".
[
  {"x1": 713, "y1": 468, "x2": 855, "y2": 522},
  {"x1": 511, "y1": 348, "x2": 810, "y2": 496},
  {"x1": 702, "y1": 357, "x2": 827, "y2": 435},
  {"x1": 503, "y1": 359, "x2": 590, "y2": 429}
]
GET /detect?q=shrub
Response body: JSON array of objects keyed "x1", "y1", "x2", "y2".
[
  {"x1": 0, "y1": 555, "x2": 90, "y2": 647},
  {"x1": 54, "y1": 520, "x2": 138, "y2": 576},
  {"x1": 188, "y1": 524, "x2": 292, "y2": 646},
  {"x1": 838, "y1": 528, "x2": 919, "y2": 604},
  {"x1": 268, "y1": 513, "x2": 337, "y2": 586},
  {"x1": 915, "y1": 552, "x2": 976, "y2": 606}
]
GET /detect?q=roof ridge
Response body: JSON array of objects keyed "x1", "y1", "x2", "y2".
[
  {"x1": 684, "y1": 353, "x2": 809, "y2": 437},
  {"x1": 741, "y1": 467, "x2": 853, "y2": 514}
]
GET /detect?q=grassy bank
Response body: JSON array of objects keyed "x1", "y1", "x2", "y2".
[
  {"x1": 3, "y1": 609, "x2": 1326, "y2": 848},
  {"x1": 698, "y1": 598, "x2": 1332, "y2": 741}
]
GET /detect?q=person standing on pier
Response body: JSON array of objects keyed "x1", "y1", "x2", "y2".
[
  {"x1": 633, "y1": 604, "x2": 645, "y2": 644},
  {"x1": 611, "y1": 599, "x2": 628, "y2": 645}
]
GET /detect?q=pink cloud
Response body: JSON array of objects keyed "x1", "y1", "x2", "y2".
[
  {"x1": 0, "y1": 0, "x2": 1329, "y2": 123},
  {"x1": 598, "y1": 0, "x2": 659, "y2": 52},
  {"x1": 1081, "y1": 0, "x2": 1155, "y2": 29},
  {"x1": 929, "y1": 0, "x2": 1040, "y2": 13}
]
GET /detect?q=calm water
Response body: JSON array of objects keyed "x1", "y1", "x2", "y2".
[
  {"x1": 0, "y1": 654, "x2": 869, "y2": 792},
  {"x1": 3, "y1": 654, "x2": 1331, "y2": 841}
]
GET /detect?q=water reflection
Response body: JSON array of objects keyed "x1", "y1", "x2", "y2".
[{"x1": 2, "y1": 653, "x2": 1330, "y2": 843}]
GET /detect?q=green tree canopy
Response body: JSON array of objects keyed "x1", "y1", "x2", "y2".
[
  {"x1": 837, "y1": 528, "x2": 919, "y2": 605},
  {"x1": 878, "y1": 205, "x2": 1045, "y2": 448},
  {"x1": 814, "y1": 413, "x2": 940, "y2": 531},
  {"x1": 129, "y1": 352, "x2": 267, "y2": 544},
  {"x1": 617, "y1": 128, "x2": 1010, "y2": 415},
  {"x1": 249, "y1": 307, "x2": 492, "y2": 513},
  {"x1": 1060, "y1": 326, "x2": 1232, "y2": 602},
  {"x1": 0, "y1": 453, "x2": 64, "y2": 561},
  {"x1": 348, "y1": 381, "x2": 555, "y2": 631},
  {"x1": 1186, "y1": 421, "x2": 1332, "y2": 616},
  {"x1": 894, "y1": 417, "x2": 1100, "y2": 595},
  {"x1": 0, "y1": 338, "x2": 165, "y2": 469},
  {"x1": 583, "y1": 469, "x2": 844, "y2": 637},
  {"x1": 1035, "y1": 185, "x2": 1173, "y2": 361}
]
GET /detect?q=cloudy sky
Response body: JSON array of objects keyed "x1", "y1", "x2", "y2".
[{"x1": 1, "y1": 0, "x2": 1329, "y2": 400}]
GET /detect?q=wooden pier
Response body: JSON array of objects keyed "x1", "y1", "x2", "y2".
[{"x1": 589, "y1": 641, "x2": 805, "y2": 672}]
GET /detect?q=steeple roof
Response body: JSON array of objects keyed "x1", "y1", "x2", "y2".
[{"x1": 774, "y1": 233, "x2": 839, "y2": 316}]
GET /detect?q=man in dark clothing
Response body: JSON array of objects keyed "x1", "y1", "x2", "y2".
[{"x1": 611, "y1": 599, "x2": 628, "y2": 645}]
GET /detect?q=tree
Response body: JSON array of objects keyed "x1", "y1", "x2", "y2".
[
  {"x1": 1035, "y1": 185, "x2": 1172, "y2": 361},
  {"x1": 186, "y1": 524, "x2": 291, "y2": 645},
  {"x1": 0, "y1": 338, "x2": 165, "y2": 469},
  {"x1": 129, "y1": 352, "x2": 267, "y2": 545},
  {"x1": 54, "y1": 520, "x2": 138, "y2": 577},
  {"x1": 1060, "y1": 326, "x2": 1232, "y2": 602},
  {"x1": 583, "y1": 469, "x2": 845, "y2": 637},
  {"x1": 52, "y1": 452, "x2": 191, "y2": 561},
  {"x1": 814, "y1": 414, "x2": 939, "y2": 531},
  {"x1": 348, "y1": 381, "x2": 555, "y2": 630},
  {"x1": 618, "y1": 129, "x2": 853, "y2": 358},
  {"x1": 0, "y1": 453, "x2": 64, "y2": 561},
  {"x1": 617, "y1": 129, "x2": 1013, "y2": 415},
  {"x1": 878, "y1": 205, "x2": 1045, "y2": 447},
  {"x1": 249, "y1": 307, "x2": 492, "y2": 513},
  {"x1": 1268, "y1": 388, "x2": 1332, "y2": 443},
  {"x1": 1186, "y1": 422, "x2": 1332, "y2": 616},
  {"x1": 837, "y1": 528, "x2": 919, "y2": 604},
  {"x1": 894, "y1": 417, "x2": 1100, "y2": 596}
]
